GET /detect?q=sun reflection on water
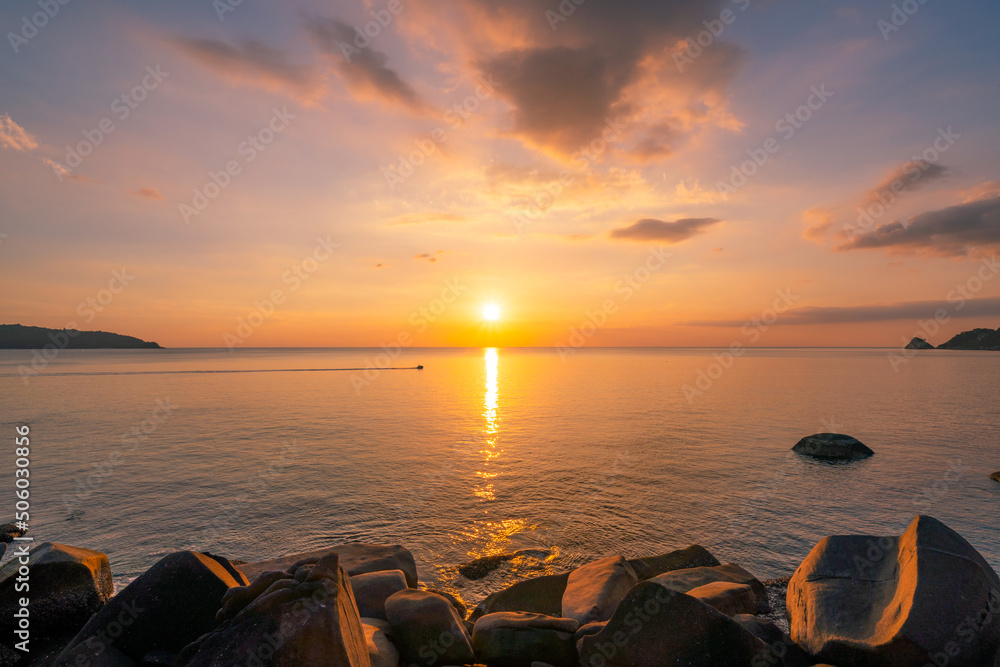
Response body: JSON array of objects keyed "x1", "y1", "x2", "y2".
[{"x1": 474, "y1": 348, "x2": 501, "y2": 501}]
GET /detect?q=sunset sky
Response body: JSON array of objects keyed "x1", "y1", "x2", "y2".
[{"x1": 1, "y1": 0, "x2": 999, "y2": 348}]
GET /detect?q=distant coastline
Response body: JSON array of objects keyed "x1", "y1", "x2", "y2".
[
  {"x1": 908, "y1": 326, "x2": 1000, "y2": 351},
  {"x1": 0, "y1": 324, "x2": 162, "y2": 349}
]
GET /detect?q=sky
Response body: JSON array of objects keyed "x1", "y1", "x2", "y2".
[{"x1": 1, "y1": 0, "x2": 999, "y2": 348}]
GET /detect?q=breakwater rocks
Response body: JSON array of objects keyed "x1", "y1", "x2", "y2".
[{"x1": 2, "y1": 516, "x2": 999, "y2": 666}]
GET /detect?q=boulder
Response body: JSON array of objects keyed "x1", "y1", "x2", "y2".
[
  {"x1": 653, "y1": 563, "x2": 769, "y2": 614},
  {"x1": 459, "y1": 549, "x2": 553, "y2": 579},
  {"x1": 562, "y1": 556, "x2": 638, "y2": 625},
  {"x1": 733, "y1": 615, "x2": 812, "y2": 667},
  {"x1": 792, "y1": 433, "x2": 874, "y2": 461},
  {"x1": 991, "y1": 471, "x2": 1000, "y2": 483},
  {"x1": 362, "y1": 618, "x2": 399, "y2": 667},
  {"x1": 577, "y1": 581, "x2": 769, "y2": 666},
  {"x1": 627, "y1": 544, "x2": 720, "y2": 580},
  {"x1": 905, "y1": 337, "x2": 935, "y2": 350},
  {"x1": 469, "y1": 572, "x2": 569, "y2": 621},
  {"x1": 424, "y1": 586, "x2": 468, "y2": 619},
  {"x1": 687, "y1": 581, "x2": 756, "y2": 616},
  {"x1": 472, "y1": 612, "x2": 578, "y2": 667},
  {"x1": 0, "y1": 542, "x2": 113, "y2": 638},
  {"x1": 351, "y1": 569, "x2": 408, "y2": 621},
  {"x1": 0, "y1": 523, "x2": 26, "y2": 543},
  {"x1": 177, "y1": 552, "x2": 370, "y2": 666},
  {"x1": 55, "y1": 551, "x2": 248, "y2": 665},
  {"x1": 788, "y1": 515, "x2": 1000, "y2": 666},
  {"x1": 238, "y1": 543, "x2": 417, "y2": 587},
  {"x1": 385, "y1": 589, "x2": 474, "y2": 667}
]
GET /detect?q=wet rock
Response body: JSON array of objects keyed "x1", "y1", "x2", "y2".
[
  {"x1": 238, "y1": 543, "x2": 417, "y2": 587},
  {"x1": 627, "y1": 544, "x2": 720, "y2": 581},
  {"x1": 577, "y1": 582, "x2": 768, "y2": 666},
  {"x1": 385, "y1": 589, "x2": 474, "y2": 667},
  {"x1": 469, "y1": 572, "x2": 569, "y2": 621},
  {"x1": 352, "y1": 569, "x2": 408, "y2": 621},
  {"x1": 788, "y1": 515, "x2": 1000, "y2": 666},
  {"x1": 792, "y1": 433, "x2": 874, "y2": 461},
  {"x1": 55, "y1": 551, "x2": 248, "y2": 665},
  {"x1": 472, "y1": 612, "x2": 578, "y2": 667},
  {"x1": 653, "y1": 562, "x2": 769, "y2": 614},
  {"x1": 687, "y1": 581, "x2": 757, "y2": 616},
  {"x1": 562, "y1": 555, "x2": 638, "y2": 625},
  {"x1": 459, "y1": 549, "x2": 552, "y2": 580},
  {"x1": 424, "y1": 586, "x2": 468, "y2": 619},
  {"x1": 733, "y1": 615, "x2": 812, "y2": 667},
  {"x1": 991, "y1": 471, "x2": 1000, "y2": 483},
  {"x1": 0, "y1": 523, "x2": 26, "y2": 543},
  {"x1": 176, "y1": 552, "x2": 369, "y2": 666},
  {"x1": 0, "y1": 542, "x2": 113, "y2": 639}
]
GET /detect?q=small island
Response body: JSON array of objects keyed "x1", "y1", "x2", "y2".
[
  {"x1": 0, "y1": 324, "x2": 162, "y2": 349},
  {"x1": 906, "y1": 327, "x2": 1000, "y2": 351}
]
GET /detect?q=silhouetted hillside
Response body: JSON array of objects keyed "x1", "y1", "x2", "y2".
[
  {"x1": 937, "y1": 327, "x2": 1000, "y2": 350},
  {"x1": 0, "y1": 324, "x2": 162, "y2": 349}
]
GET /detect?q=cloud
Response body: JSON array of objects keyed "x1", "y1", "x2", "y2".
[
  {"x1": 838, "y1": 195, "x2": 1000, "y2": 257},
  {"x1": 0, "y1": 114, "x2": 38, "y2": 151},
  {"x1": 414, "y1": 252, "x2": 442, "y2": 263},
  {"x1": 42, "y1": 158, "x2": 86, "y2": 182},
  {"x1": 137, "y1": 187, "x2": 164, "y2": 200},
  {"x1": 401, "y1": 0, "x2": 742, "y2": 159},
  {"x1": 682, "y1": 296, "x2": 1000, "y2": 327},
  {"x1": 610, "y1": 217, "x2": 720, "y2": 243},
  {"x1": 860, "y1": 160, "x2": 949, "y2": 207},
  {"x1": 803, "y1": 207, "x2": 835, "y2": 241},
  {"x1": 174, "y1": 38, "x2": 324, "y2": 102},
  {"x1": 304, "y1": 15, "x2": 429, "y2": 113}
]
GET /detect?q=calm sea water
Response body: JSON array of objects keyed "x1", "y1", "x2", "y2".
[{"x1": 2, "y1": 347, "x2": 999, "y2": 607}]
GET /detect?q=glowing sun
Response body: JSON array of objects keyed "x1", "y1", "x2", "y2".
[{"x1": 482, "y1": 304, "x2": 501, "y2": 322}]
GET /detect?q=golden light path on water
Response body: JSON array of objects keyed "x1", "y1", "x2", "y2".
[{"x1": 467, "y1": 348, "x2": 534, "y2": 561}]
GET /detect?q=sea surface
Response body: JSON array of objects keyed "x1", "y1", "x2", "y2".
[{"x1": 2, "y1": 347, "x2": 998, "y2": 608}]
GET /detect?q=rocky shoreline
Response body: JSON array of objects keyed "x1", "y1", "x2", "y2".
[{"x1": 2, "y1": 515, "x2": 999, "y2": 667}]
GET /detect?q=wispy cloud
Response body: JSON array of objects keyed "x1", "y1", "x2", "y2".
[
  {"x1": 137, "y1": 187, "x2": 164, "y2": 200},
  {"x1": 0, "y1": 114, "x2": 38, "y2": 152},
  {"x1": 610, "y1": 217, "x2": 720, "y2": 243},
  {"x1": 839, "y1": 194, "x2": 1000, "y2": 256},
  {"x1": 683, "y1": 296, "x2": 1000, "y2": 326}
]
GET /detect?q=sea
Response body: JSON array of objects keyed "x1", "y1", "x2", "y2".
[{"x1": 2, "y1": 347, "x2": 998, "y2": 608}]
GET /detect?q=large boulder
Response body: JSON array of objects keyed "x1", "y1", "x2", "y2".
[
  {"x1": 577, "y1": 581, "x2": 769, "y2": 666},
  {"x1": 472, "y1": 612, "x2": 579, "y2": 667},
  {"x1": 687, "y1": 581, "x2": 757, "y2": 616},
  {"x1": 788, "y1": 515, "x2": 1000, "y2": 666},
  {"x1": 238, "y1": 543, "x2": 417, "y2": 587},
  {"x1": 0, "y1": 542, "x2": 113, "y2": 638},
  {"x1": 351, "y1": 569, "x2": 408, "y2": 621},
  {"x1": 733, "y1": 615, "x2": 812, "y2": 667},
  {"x1": 55, "y1": 551, "x2": 248, "y2": 665},
  {"x1": 362, "y1": 618, "x2": 399, "y2": 667},
  {"x1": 469, "y1": 572, "x2": 569, "y2": 621},
  {"x1": 792, "y1": 433, "x2": 874, "y2": 461},
  {"x1": 562, "y1": 556, "x2": 638, "y2": 625},
  {"x1": 385, "y1": 589, "x2": 474, "y2": 667},
  {"x1": 653, "y1": 563, "x2": 769, "y2": 614},
  {"x1": 177, "y1": 552, "x2": 370, "y2": 666},
  {"x1": 627, "y1": 544, "x2": 720, "y2": 580}
]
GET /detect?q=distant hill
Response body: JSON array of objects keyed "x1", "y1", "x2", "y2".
[
  {"x1": 937, "y1": 327, "x2": 1000, "y2": 351},
  {"x1": 0, "y1": 324, "x2": 162, "y2": 349}
]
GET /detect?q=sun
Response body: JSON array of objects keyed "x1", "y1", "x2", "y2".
[{"x1": 482, "y1": 303, "x2": 501, "y2": 322}]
